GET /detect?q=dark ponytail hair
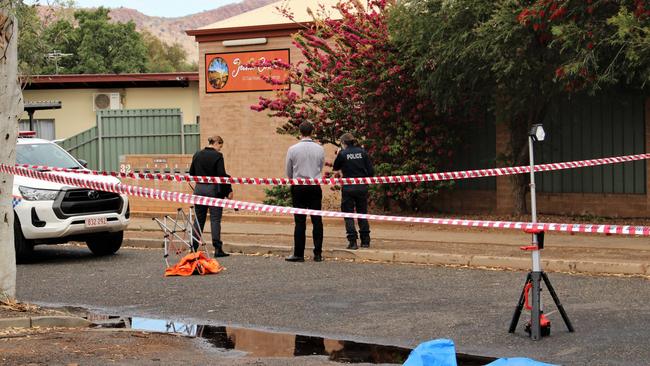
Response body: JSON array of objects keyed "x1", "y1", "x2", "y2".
[{"x1": 340, "y1": 133, "x2": 357, "y2": 147}]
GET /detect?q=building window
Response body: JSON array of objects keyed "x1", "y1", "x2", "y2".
[{"x1": 19, "y1": 119, "x2": 55, "y2": 140}]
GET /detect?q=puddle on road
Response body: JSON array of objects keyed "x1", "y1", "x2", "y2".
[{"x1": 86, "y1": 313, "x2": 495, "y2": 365}]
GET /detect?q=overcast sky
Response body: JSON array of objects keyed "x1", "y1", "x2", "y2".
[{"x1": 69, "y1": 0, "x2": 241, "y2": 18}]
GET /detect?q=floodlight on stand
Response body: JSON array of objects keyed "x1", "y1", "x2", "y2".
[
  {"x1": 509, "y1": 121, "x2": 574, "y2": 340},
  {"x1": 529, "y1": 124, "x2": 545, "y2": 142}
]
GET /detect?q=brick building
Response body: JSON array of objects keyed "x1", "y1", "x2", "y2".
[
  {"x1": 188, "y1": 0, "x2": 649, "y2": 217},
  {"x1": 187, "y1": 0, "x2": 341, "y2": 204}
]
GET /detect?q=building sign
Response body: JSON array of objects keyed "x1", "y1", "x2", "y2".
[{"x1": 205, "y1": 49, "x2": 290, "y2": 93}]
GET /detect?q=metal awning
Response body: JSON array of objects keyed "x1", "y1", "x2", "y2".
[
  {"x1": 23, "y1": 100, "x2": 62, "y2": 131},
  {"x1": 24, "y1": 100, "x2": 62, "y2": 111}
]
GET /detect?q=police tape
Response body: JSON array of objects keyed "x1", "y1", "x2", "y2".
[
  {"x1": 3, "y1": 164, "x2": 649, "y2": 237},
  {"x1": 15, "y1": 152, "x2": 650, "y2": 186}
]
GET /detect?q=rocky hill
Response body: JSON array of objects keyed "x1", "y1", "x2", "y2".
[{"x1": 104, "y1": 0, "x2": 278, "y2": 64}]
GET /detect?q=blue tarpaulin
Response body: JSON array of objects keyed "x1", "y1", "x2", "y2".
[
  {"x1": 402, "y1": 339, "x2": 558, "y2": 366},
  {"x1": 486, "y1": 358, "x2": 557, "y2": 366},
  {"x1": 403, "y1": 339, "x2": 457, "y2": 366}
]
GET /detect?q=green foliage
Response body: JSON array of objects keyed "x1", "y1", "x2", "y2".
[
  {"x1": 252, "y1": 0, "x2": 465, "y2": 211},
  {"x1": 68, "y1": 8, "x2": 147, "y2": 74},
  {"x1": 16, "y1": 4, "x2": 195, "y2": 75},
  {"x1": 606, "y1": 7, "x2": 650, "y2": 85},
  {"x1": 392, "y1": 0, "x2": 650, "y2": 146},
  {"x1": 389, "y1": 0, "x2": 495, "y2": 112},
  {"x1": 15, "y1": 1, "x2": 48, "y2": 75},
  {"x1": 262, "y1": 185, "x2": 292, "y2": 207},
  {"x1": 142, "y1": 30, "x2": 196, "y2": 73},
  {"x1": 390, "y1": 0, "x2": 650, "y2": 213}
]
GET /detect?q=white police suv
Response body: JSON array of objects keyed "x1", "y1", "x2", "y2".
[{"x1": 13, "y1": 132, "x2": 130, "y2": 262}]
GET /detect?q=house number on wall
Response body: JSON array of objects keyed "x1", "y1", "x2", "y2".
[{"x1": 119, "y1": 164, "x2": 132, "y2": 174}]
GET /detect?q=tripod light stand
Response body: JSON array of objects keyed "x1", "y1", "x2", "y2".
[{"x1": 508, "y1": 124, "x2": 575, "y2": 340}]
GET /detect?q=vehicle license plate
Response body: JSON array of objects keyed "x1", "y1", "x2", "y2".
[{"x1": 85, "y1": 217, "x2": 107, "y2": 227}]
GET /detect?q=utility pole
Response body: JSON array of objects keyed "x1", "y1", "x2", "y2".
[{"x1": 46, "y1": 50, "x2": 73, "y2": 74}]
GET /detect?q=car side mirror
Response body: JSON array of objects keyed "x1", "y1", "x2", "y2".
[{"x1": 77, "y1": 159, "x2": 88, "y2": 168}]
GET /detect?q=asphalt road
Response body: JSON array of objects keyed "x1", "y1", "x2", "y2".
[{"x1": 15, "y1": 245, "x2": 650, "y2": 366}]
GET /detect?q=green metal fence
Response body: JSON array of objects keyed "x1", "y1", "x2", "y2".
[
  {"x1": 451, "y1": 93, "x2": 646, "y2": 194},
  {"x1": 59, "y1": 109, "x2": 200, "y2": 172},
  {"x1": 453, "y1": 118, "x2": 497, "y2": 191},
  {"x1": 536, "y1": 93, "x2": 646, "y2": 194}
]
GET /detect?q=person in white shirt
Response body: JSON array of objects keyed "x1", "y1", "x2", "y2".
[{"x1": 285, "y1": 121, "x2": 325, "y2": 262}]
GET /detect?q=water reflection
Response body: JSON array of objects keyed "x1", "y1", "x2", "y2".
[
  {"x1": 197, "y1": 326, "x2": 411, "y2": 363},
  {"x1": 131, "y1": 317, "x2": 200, "y2": 337},
  {"x1": 98, "y1": 316, "x2": 493, "y2": 365}
]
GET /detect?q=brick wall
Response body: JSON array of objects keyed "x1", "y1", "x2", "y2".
[
  {"x1": 535, "y1": 192, "x2": 647, "y2": 217},
  {"x1": 431, "y1": 189, "x2": 496, "y2": 213},
  {"x1": 197, "y1": 36, "x2": 337, "y2": 205},
  {"x1": 120, "y1": 154, "x2": 193, "y2": 213},
  {"x1": 120, "y1": 153, "x2": 342, "y2": 213}
]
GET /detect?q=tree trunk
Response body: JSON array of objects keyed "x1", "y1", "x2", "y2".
[
  {"x1": 0, "y1": 3, "x2": 23, "y2": 300},
  {"x1": 510, "y1": 173, "x2": 528, "y2": 216}
]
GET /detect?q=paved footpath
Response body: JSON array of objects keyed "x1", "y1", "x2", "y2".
[{"x1": 125, "y1": 212, "x2": 650, "y2": 276}]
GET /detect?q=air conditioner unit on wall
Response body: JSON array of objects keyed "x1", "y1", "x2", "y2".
[{"x1": 93, "y1": 92, "x2": 122, "y2": 111}]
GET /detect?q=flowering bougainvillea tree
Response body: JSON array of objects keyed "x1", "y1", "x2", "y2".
[
  {"x1": 391, "y1": 0, "x2": 649, "y2": 214},
  {"x1": 251, "y1": 0, "x2": 465, "y2": 210}
]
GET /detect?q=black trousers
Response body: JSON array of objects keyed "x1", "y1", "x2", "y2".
[
  {"x1": 192, "y1": 183, "x2": 224, "y2": 251},
  {"x1": 341, "y1": 187, "x2": 370, "y2": 244},
  {"x1": 291, "y1": 185, "x2": 323, "y2": 257}
]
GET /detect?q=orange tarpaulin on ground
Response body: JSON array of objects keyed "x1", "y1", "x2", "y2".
[{"x1": 164, "y1": 251, "x2": 225, "y2": 276}]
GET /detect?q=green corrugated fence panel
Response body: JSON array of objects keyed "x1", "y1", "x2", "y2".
[
  {"x1": 58, "y1": 109, "x2": 200, "y2": 173},
  {"x1": 452, "y1": 118, "x2": 497, "y2": 191},
  {"x1": 184, "y1": 124, "x2": 200, "y2": 153},
  {"x1": 537, "y1": 93, "x2": 646, "y2": 194},
  {"x1": 57, "y1": 127, "x2": 99, "y2": 170},
  {"x1": 98, "y1": 109, "x2": 185, "y2": 172}
]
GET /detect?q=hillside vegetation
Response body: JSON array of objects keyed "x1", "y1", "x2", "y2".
[{"x1": 102, "y1": 0, "x2": 277, "y2": 63}]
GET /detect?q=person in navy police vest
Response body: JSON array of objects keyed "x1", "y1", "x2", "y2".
[{"x1": 333, "y1": 133, "x2": 374, "y2": 249}]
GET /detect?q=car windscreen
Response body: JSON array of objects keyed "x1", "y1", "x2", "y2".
[{"x1": 16, "y1": 143, "x2": 82, "y2": 169}]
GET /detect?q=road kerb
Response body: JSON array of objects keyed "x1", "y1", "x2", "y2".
[
  {"x1": 0, "y1": 317, "x2": 30, "y2": 329},
  {"x1": 123, "y1": 238, "x2": 648, "y2": 276},
  {"x1": 31, "y1": 316, "x2": 92, "y2": 328},
  {"x1": 572, "y1": 261, "x2": 647, "y2": 276},
  {"x1": 470, "y1": 256, "x2": 530, "y2": 271},
  {"x1": 0, "y1": 316, "x2": 91, "y2": 329}
]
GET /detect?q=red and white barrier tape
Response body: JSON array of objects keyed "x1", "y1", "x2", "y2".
[
  {"x1": 15, "y1": 153, "x2": 650, "y2": 185},
  {"x1": 3, "y1": 164, "x2": 649, "y2": 237}
]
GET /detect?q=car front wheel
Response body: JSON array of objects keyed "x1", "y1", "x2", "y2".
[
  {"x1": 14, "y1": 216, "x2": 34, "y2": 264},
  {"x1": 86, "y1": 231, "x2": 123, "y2": 256}
]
